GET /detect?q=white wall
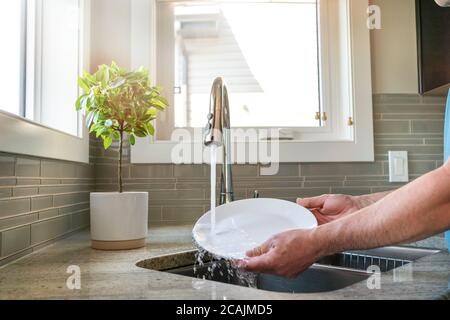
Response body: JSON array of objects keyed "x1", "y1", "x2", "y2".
[
  {"x1": 370, "y1": 0, "x2": 419, "y2": 94},
  {"x1": 90, "y1": 0, "x2": 132, "y2": 69}
]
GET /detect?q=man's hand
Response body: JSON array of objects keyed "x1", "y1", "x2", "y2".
[
  {"x1": 236, "y1": 229, "x2": 322, "y2": 278},
  {"x1": 296, "y1": 194, "x2": 366, "y2": 225}
]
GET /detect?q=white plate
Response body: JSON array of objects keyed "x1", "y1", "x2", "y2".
[{"x1": 192, "y1": 198, "x2": 318, "y2": 260}]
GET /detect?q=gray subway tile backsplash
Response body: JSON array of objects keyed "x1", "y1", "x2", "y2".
[
  {"x1": 173, "y1": 164, "x2": 207, "y2": 178},
  {"x1": 15, "y1": 158, "x2": 41, "y2": 177},
  {"x1": 0, "y1": 156, "x2": 15, "y2": 177},
  {"x1": 12, "y1": 187, "x2": 39, "y2": 197},
  {"x1": 257, "y1": 187, "x2": 329, "y2": 199},
  {"x1": 162, "y1": 206, "x2": 204, "y2": 222},
  {"x1": 0, "y1": 198, "x2": 31, "y2": 218},
  {"x1": 375, "y1": 145, "x2": 443, "y2": 156},
  {"x1": 0, "y1": 187, "x2": 12, "y2": 199},
  {"x1": 0, "y1": 153, "x2": 94, "y2": 265},
  {"x1": 0, "y1": 213, "x2": 38, "y2": 231},
  {"x1": 53, "y1": 192, "x2": 89, "y2": 207},
  {"x1": 260, "y1": 163, "x2": 299, "y2": 177},
  {"x1": 1, "y1": 225, "x2": 31, "y2": 257},
  {"x1": 38, "y1": 208, "x2": 59, "y2": 220},
  {"x1": 301, "y1": 162, "x2": 384, "y2": 177},
  {"x1": 31, "y1": 195, "x2": 53, "y2": 211},
  {"x1": 71, "y1": 210, "x2": 90, "y2": 230},
  {"x1": 374, "y1": 120, "x2": 410, "y2": 134},
  {"x1": 30, "y1": 215, "x2": 71, "y2": 245},
  {"x1": 149, "y1": 189, "x2": 205, "y2": 201},
  {"x1": 0, "y1": 178, "x2": 16, "y2": 186},
  {"x1": 0, "y1": 94, "x2": 447, "y2": 264},
  {"x1": 411, "y1": 120, "x2": 444, "y2": 134},
  {"x1": 130, "y1": 164, "x2": 173, "y2": 178}
]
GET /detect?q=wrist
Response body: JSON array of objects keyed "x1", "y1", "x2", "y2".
[
  {"x1": 353, "y1": 194, "x2": 379, "y2": 208},
  {"x1": 308, "y1": 225, "x2": 335, "y2": 258}
]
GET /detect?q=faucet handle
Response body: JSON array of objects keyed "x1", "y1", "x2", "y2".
[{"x1": 253, "y1": 190, "x2": 259, "y2": 199}]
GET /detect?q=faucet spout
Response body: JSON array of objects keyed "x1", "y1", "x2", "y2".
[
  {"x1": 204, "y1": 77, "x2": 230, "y2": 146},
  {"x1": 204, "y1": 77, "x2": 234, "y2": 205}
]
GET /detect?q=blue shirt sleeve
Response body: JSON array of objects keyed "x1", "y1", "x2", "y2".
[{"x1": 444, "y1": 90, "x2": 450, "y2": 251}]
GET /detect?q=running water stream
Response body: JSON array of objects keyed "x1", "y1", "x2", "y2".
[
  {"x1": 193, "y1": 245, "x2": 257, "y2": 288},
  {"x1": 192, "y1": 145, "x2": 256, "y2": 288},
  {"x1": 210, "y1": 145, "x2": 217, "y2": 235},
  {"x1": 191, "y1": 145, "x2": 257, "y2": 288}
]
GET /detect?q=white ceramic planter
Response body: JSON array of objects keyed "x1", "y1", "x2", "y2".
[{"x1": 90, "y1": 192, "x2": 148, "y2": 250}]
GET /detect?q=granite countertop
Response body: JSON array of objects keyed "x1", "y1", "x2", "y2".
[{"x1": 0, "y1": 224, "x2": 448, "y2": 300}]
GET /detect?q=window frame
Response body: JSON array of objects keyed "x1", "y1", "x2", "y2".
[
  {"x1": 130, "y1": 0, "x2": 375, "y2": 163},
  {"x1": 170, "y1": 0, "x2": 326, "y2": 133},
  {"x1": 0, "y1": 0, "x2": 91, "y2": 164}
]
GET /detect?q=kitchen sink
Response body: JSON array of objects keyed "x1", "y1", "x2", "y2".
[
  {"x1": 317, "y1": 246, "x2": 440, "y2": 272},
  {"x1": 168, "y1": 262, "x2": 370, "y2": 293},
  {"x1": 143, "y1": 246, "x2": 439, "y2": 294}
]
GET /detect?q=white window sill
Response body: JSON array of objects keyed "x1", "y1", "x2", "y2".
[{"x1": 0, "y1": 110, "x2": 89, "y2": 163}]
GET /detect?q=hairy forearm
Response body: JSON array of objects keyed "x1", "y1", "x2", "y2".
[
  {"x1": 354, "y1": 191, "x2": 392, "y2": 208},
  {"x1": 314, "y1": 163, "x2": 450, "y2": 256}
]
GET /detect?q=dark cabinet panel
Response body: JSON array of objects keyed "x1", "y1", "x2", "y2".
[{"x1": 416, "y1": 0, "x2": 450, "y2": 94}]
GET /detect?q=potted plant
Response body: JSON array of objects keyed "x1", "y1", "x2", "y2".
[{"x1": 76, "y1": 62, "x2": 168, "y2": 250}]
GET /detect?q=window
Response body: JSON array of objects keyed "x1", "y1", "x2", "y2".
[
  {"x1": 130, "y1": 0, "x2": 375, "y2": 163},
  {"x1": 0, "y1": 0, "x2": 26, "y2": 115},
  {"x1": 0, "y1": 0, "x2": 90, "y2": 163},
  {"x1": 172, "y1": 1, "x2": 320, "y2": 129},
  {"x1": 0, "y1": 0, "x2": 83, "y2": 137}
]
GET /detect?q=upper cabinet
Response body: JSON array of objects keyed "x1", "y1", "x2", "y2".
[{"x1": 416, "y1": 0, "x2": 450, "y2": 95}]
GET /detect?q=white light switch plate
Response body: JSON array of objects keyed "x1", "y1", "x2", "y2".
[{"x1": 388, "y1": 151, "x2": 409, "y2": 182}]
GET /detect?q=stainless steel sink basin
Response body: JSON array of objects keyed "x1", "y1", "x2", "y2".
[
  {"x1": 151, "y1": 246, "x2": 439, "y2": 294},
  {"x1": 169, "y1": 262, "x2": 370, "y2": 293},
  {"x1": 318, "y1": 246, "x2": 440, "y2": 272}
]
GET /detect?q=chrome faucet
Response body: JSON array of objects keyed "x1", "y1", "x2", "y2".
[{"x1": 204, "y1": 77, "x2": 234, "y2": 205}]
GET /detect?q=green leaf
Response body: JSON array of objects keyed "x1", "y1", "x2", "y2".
[
  {"x1": 129, "y1": 134, "x2": 136, "y2": 145},
  {"x1": 75, "y1": 94, "x2": 87, "y2": 111},
  {"x1": 146, "y1": 108, "x2": 159, "y2": 116},
  {"x1": 78, "y1": 77, "x2": 90, "y2": 92},
  {"x1": 103, "y1": 135, "x2": 113, "y2": 150},
  {"x1": 75, "y1": 62, "x2": 169, "y2": 147},
  {"x1": 85, "y1": 112, "x2": 93, "y2": 127},
  {"x1": 145, "y1": 123, "x2": 155, "y2": 136},
  {"x1": 134, "y1": 128, "x2": 147, "y2": 138},
  {"x1": 93, "y1": 111, "x2": 100, "y2": 124},
  {"x1": 89, "y1": 123, "x2": 98, "y2": 134},
  {"x1": 95, "y1": 127, "x2": 106, "y2": 138},
  {"x1": 110, "y1": 78, "x2": 126, "y2": 89},
  {"x1": 150, "y1": 97, "x2": 169, "y2": 110},
  {"x1": 83, "y1": 72, "x2": 96, "y2": 84},
  {"x1": 111, "y1": 61, "x2": 119, "y2": 72}
]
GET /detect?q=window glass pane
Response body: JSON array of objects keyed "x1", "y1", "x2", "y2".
[
  {"x1": 40, "y1": 0, "x2": 80, "y2": 136},
  {"x1": 171, "y1": 1, "x2": 320, "y2": 128},
  {"x1": 0, "y1": 0, "x2": 24, "y2": 115}
]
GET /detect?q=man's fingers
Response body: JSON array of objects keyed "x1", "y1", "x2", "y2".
[
  {"x1": 241, "y1": 240, "x2": 276, "y2": 273},
  {"x1": 238, "y1": 254, "x2": 274, "y2": 273},
  {"x1": 310, "y1": 209, "x2": 328, "y2": 225},
  {"x1": 246, "y1": 239, "x2": 272, "y2": 257},
  {"x1": 296, "y1": 195, "x2": 328, "y2": 209}
]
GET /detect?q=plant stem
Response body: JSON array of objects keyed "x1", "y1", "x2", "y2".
[{"x1": 118, "y1": 129, "x2": 123, "y2": 193}]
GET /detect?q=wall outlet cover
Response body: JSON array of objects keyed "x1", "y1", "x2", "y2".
[{"x1": 388, "y1": 151, "x2": 409, "y2": 183}]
